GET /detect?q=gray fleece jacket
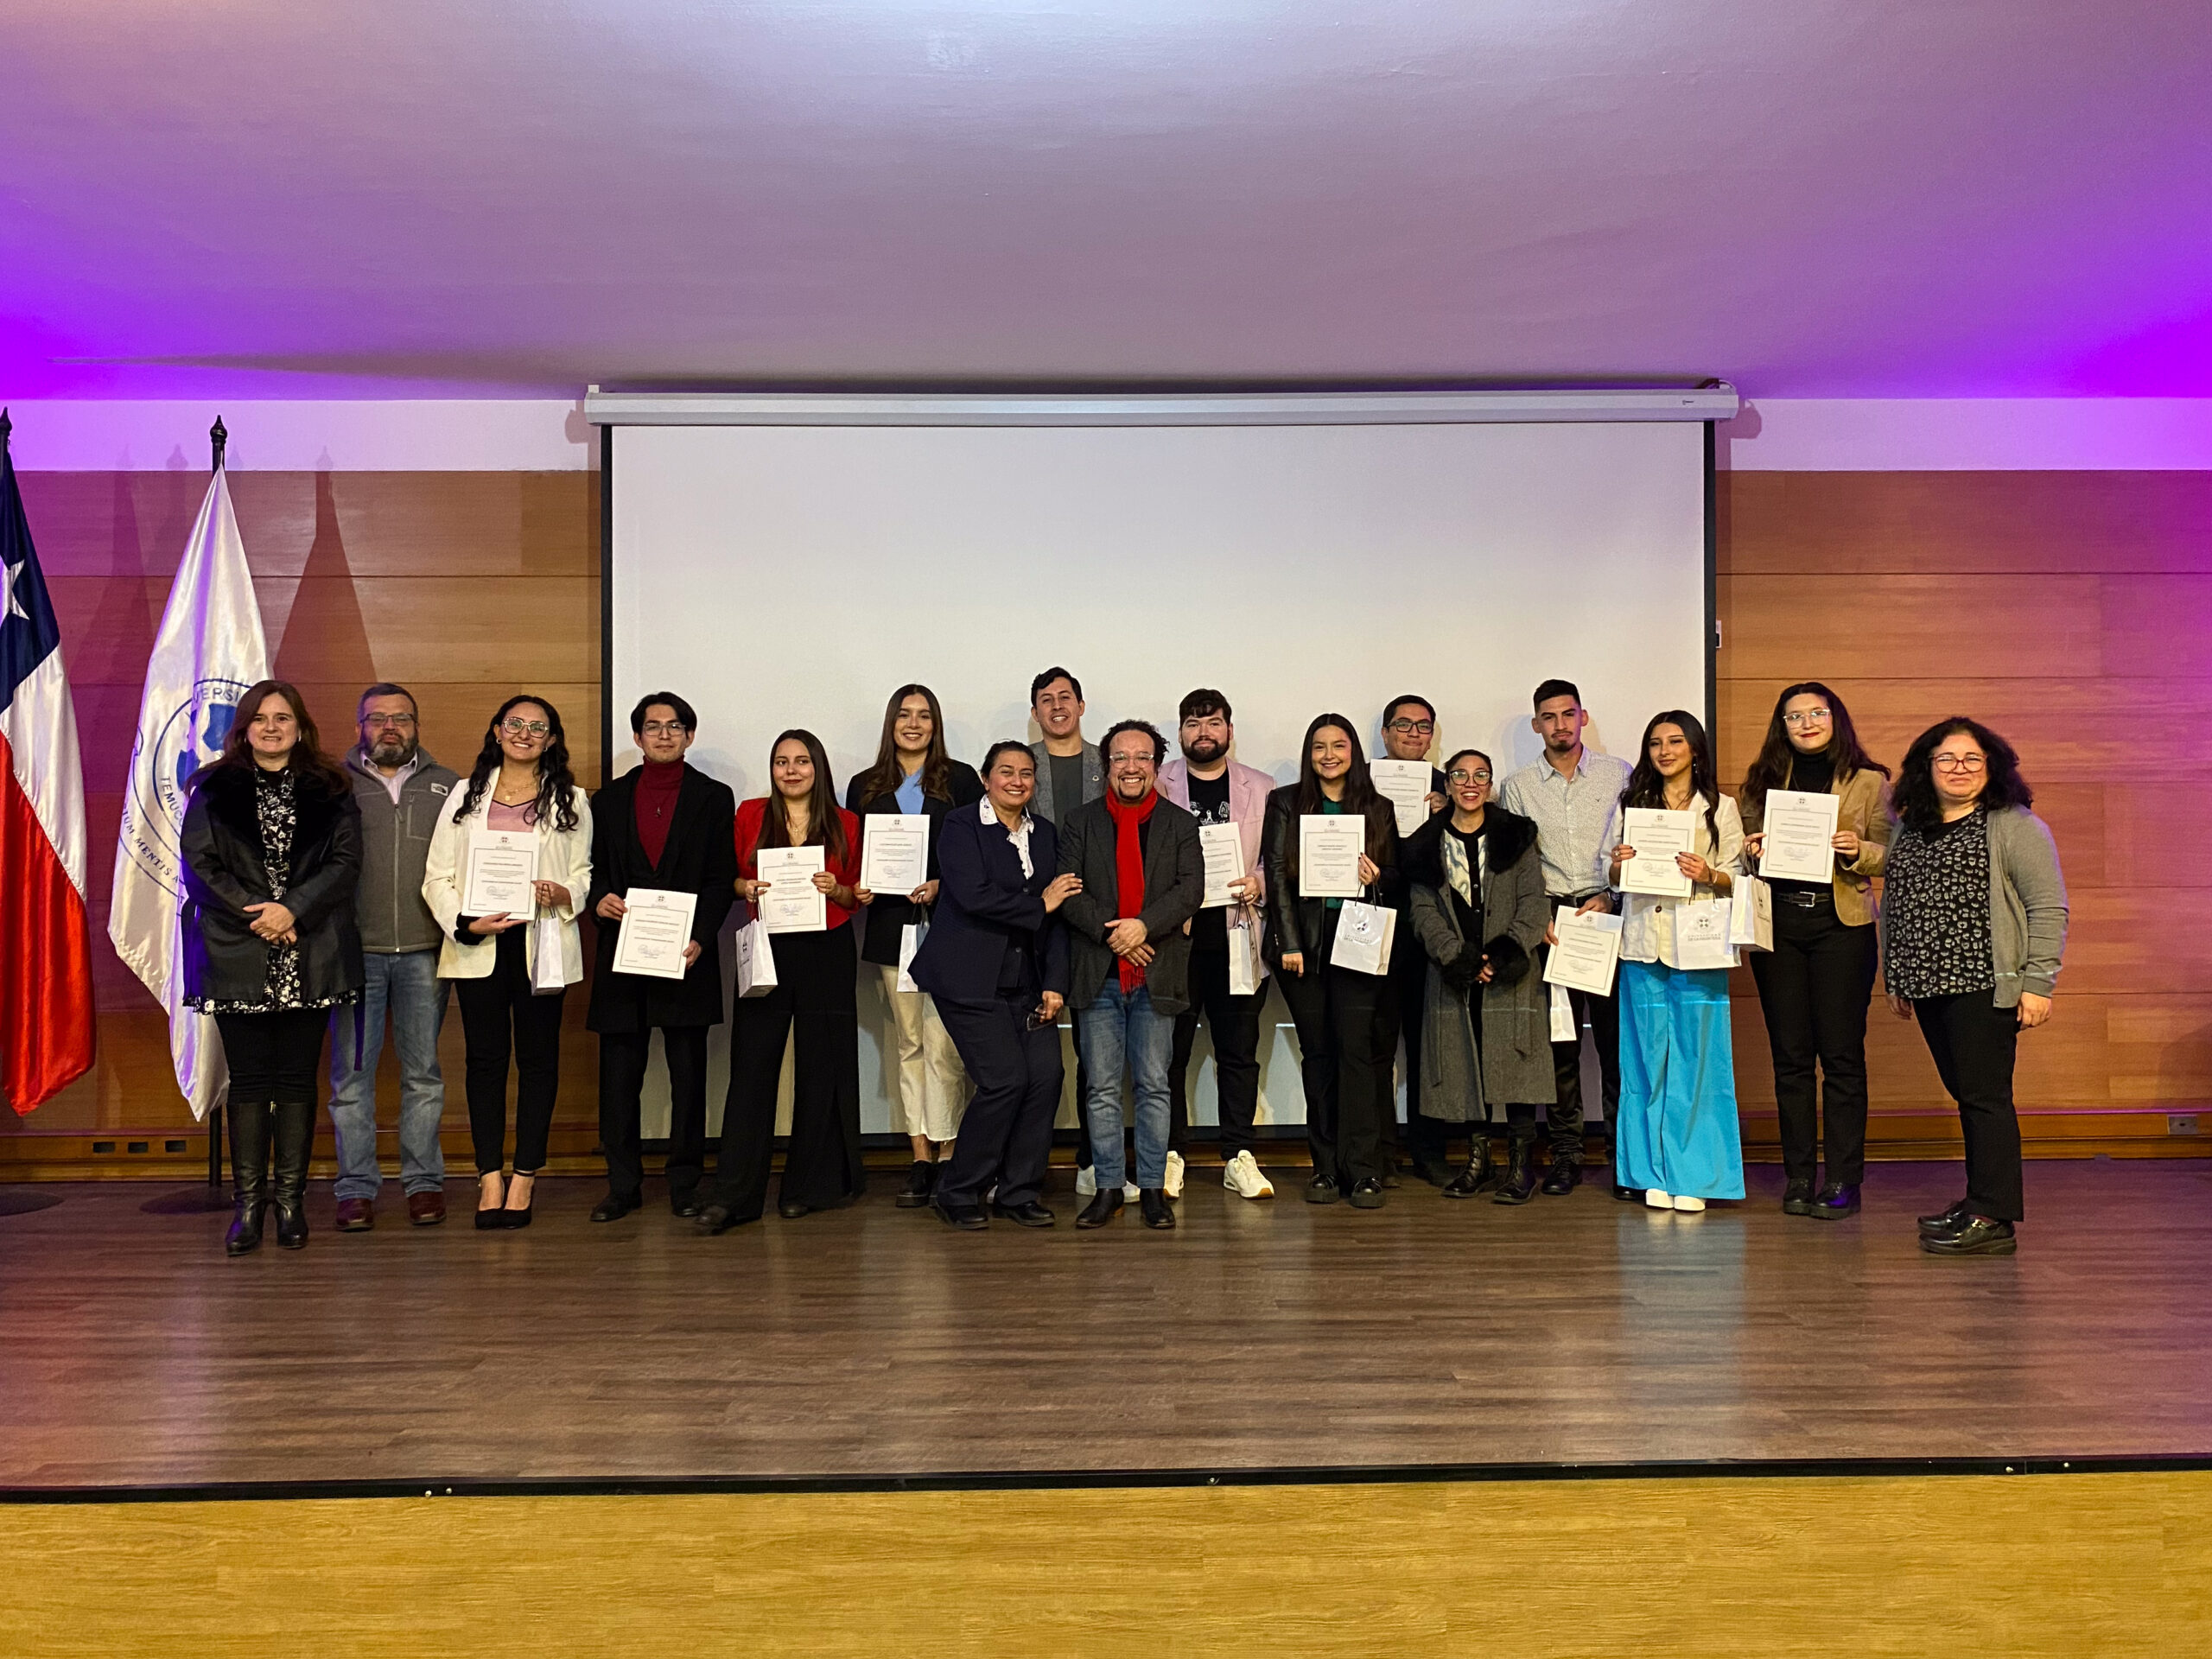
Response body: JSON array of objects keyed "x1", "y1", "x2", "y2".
[{"x1": 345, "y1": 745, "x2": 460, "y2": 953}]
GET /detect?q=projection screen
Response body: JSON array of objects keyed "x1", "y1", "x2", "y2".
[{"x1": 603, "y1": 404, "x2": 1713, "y2": 1138}]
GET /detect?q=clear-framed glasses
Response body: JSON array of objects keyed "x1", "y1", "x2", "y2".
[
  {"x1": 1387, "y1": 718, "x2": 1435, "y2": 735},
  {"x1": 639, "y1": 721, "x2": 688, "y2": 737},
  {"x1": 1108, "y1": 752, "x2": 1154, "y2": 769},
  {"x1": 1933, "y1": 753, "x2": 1987, "y2": 773},
  {"x1": 500, "y1": 719, "x2": 550, "y2": 739},
  {"x1": 362, "y1": 713, "x2": 416, "y2": 730},
  {"x1": 1782, "y1": 709, "x2": 1832, "y2": 728},
  {"x1": 1446, "y1": 768, "x2": 1491, "y2": 785}
]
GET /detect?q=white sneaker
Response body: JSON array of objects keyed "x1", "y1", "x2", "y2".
[
  {"x1": 1223, "y1": 1150, "x2": 1275, "y2": 1200},
  {"x1": 1671, "y1": 1194, "x2": 1706, "y2": 1213},
  {"x1": 1164, "y1": 1151, "x2": 1185, "y2": 1199},
  {"x1": 1076, "y1": 1165, "x2": 1096, "y2": 1198},
  {"x1": 1123, "y1": 1181, "x2": 1141, "y2": 1200},
  {"x1": 1643, "y1": 1188, "x2": 1674, "y2": 1209}
]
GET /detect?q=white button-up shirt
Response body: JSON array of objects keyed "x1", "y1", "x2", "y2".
[
  {"x1": 983, "y1": 796, "x2": 1037, "y2": 879},
  {"x1": 1497, "y1": 747, "x2": 1633, "y2": 897}
]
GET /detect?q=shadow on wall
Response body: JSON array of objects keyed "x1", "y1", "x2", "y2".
[{"x1": 272, "y1": 469, "x2": 377, "y2": 707}]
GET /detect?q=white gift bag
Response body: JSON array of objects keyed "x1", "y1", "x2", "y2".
[
  {"x1": 1672, "y1": 899, "x2": 1739, "y2": 971},
  {"x1": 1549, "y1": 982, "x2": 1578, "y2": 1043},
  {"x1": 1729, "y1": 874, "x2": 1774, "y2": 953},
  {"x1": 1332, "y1": 900, "x2": 1397, "y2": 977},
  {"x1": 529, "y1": 913, "x2": 566, "y2": 995},
  {"x1": 1228, "y1": 913, "x2": 1263, "y2": 996},
  {"x1": 735, "y1": 917, "x2": 779, "y2": 998},
  {"x1": 897, "y1": 919, "x2": 928, "y2": 995}
]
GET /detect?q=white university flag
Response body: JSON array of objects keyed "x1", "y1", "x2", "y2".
[{"x1": 108, "y1": 468, "x2": 268, "y2": 1121}]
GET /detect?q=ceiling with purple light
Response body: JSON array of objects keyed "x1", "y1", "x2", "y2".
[{"x1": 3, "y1": 1, "x2": 2208, "y2": 400}]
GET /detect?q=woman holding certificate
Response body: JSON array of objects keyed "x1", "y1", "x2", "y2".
[
  {"x1": 1881, "y1": 719, "x2": 2066, "y2": 1257},
  {"x1": 1738, "y1": 683, "x2": 1892, "y2": 1220},
  {"x1": 423, "y1": 695, "x2": 594, "y2": 1230},
  {"x1": 1261, "y1": 713, "x2": 1402, "y2": 1208},
  {"x1": 699, "y1": 730, "x2": 866, "y2": 1232},
  {"x1": 1599, "y1": 710, "x2": 1745, "y2": 1213},
  {"x1": 180, "y1": 682, "x2": 363, "y2": 1255},
  {"x1": 846, "y1": 685, "x2": 985, "y2": 1208}
]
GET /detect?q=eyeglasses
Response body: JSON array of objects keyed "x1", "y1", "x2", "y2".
[
  {"x1": 1446, "y1": 770, "x2": 1491, "y2": 785},
  {"x1": 1933, "y1": 754, "x2": 1987, "y2": 773},
  {"x1": 1387, "y1": 719, "x2": 1435, "y2": 735},
  {"x1": 362, "y1": 713, "x2": 416, "y2": 730},
  {"x1": 639, "y1": 721, "x2": 688, "y2": 737},
  {"x1": 1782, "y1": 709, "x2": 1832, "y2": 728},
  {"x1": 499, "y1": 719, "x2": 550, "y2": 738},
  {"x1": 1108, "y1": 753, "x2": 1154, "y2": 768}
]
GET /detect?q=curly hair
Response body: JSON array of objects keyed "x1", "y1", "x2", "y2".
[
  {"x1": 457, "y1": 694, "x2": 583, "y2": 833},
  {"x1": 1891, "y1": 717, "x2": 2033, "y2": 832}
]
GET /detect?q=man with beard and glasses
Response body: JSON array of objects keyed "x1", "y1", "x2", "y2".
[
  {"x1": 327, "y1": 683, "x2": 461, "y2": 1230},
  {"x1": 1158, "y1": 689, "x2": 1277, "y2": 1200}
]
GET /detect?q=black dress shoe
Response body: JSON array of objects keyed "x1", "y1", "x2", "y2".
[
  {"x1": 1918, "y1": 1198, "x2": 1972, "y2": 1236},
  {"x1": 591, "y1": 1192, "x2": 642, "y2": 1224},
  {"x1": 1345, "y1": 1178, "x2": 1386, "y2": 1210},
  {"x1": 896, "y1": 1160, "x2": 938, "y2": 1209},
  {"x1": 1782, "y1": 1179, "x2": 1815, "y2": 1217},
  {"x1": 1414, "y1": 1156, "x2": 1455, "y2": 1189},
  {"x1": 1541, "y1": 1157, "x2": 1581, "y2": 1197},
  {"x1": 777, "y1": 1199, "x2": 812, "y2": 1220},
  {"x1": 990, "y1": 1199, "x2": 1056, "y2": 1228},
  {"x1": 1810, "y1": 1181, "x2": 1861, "y2": 1219},
  {"x1": 1612, "y1": 1184, "x2": 1640, "y2": 1202},
  {"x1": 1139, "y1": 1188, "x2": 1175, "y2": 1230},
  {"x1": 1379, "y1": 1169, "x2": 1402, "y2": 1190},
  {"x1": 1076, "y1": 1190, "x2": 1124, "y2": 1230},
  {"x1": 669, "y1": 1190, "x2": 702, "y2": 1218},
  {"x1": 1303, "y1": 1174, "x2": 1341, "y2": 1205},
  {"x1": 935, "y1": 1199, "x2": 989, "y2": 1230},
  {"x1": 1920, "y1": 1216, "x2": 2017, "y2": 1255},
  {"x1": 695, "y1": 1204, "x2": 750, "y2": 1236}
]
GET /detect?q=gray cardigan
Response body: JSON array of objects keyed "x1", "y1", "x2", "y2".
[
  {"x1": 1881, "y1": 804, "x2": 2068, "y2": 1007},
  {"x1": 1029, "y1": 740, "x2": 1103, "y2": 828}
]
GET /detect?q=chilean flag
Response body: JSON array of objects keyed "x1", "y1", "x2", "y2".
[{"x1": 0, "y1": 411, "x2": 95, "y2": 1113}]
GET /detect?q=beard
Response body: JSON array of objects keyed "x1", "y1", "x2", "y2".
[
  {"x1": 370, "y1": 736, "x2": 416, "y2": 767},
  {"x1": 1180, "y1": 734, "x2": 1225, "y2": 765}
]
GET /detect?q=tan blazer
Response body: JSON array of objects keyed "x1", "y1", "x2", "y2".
[{"x1": 1739, "y1": 761, "x2": 1891, "y2": 928}]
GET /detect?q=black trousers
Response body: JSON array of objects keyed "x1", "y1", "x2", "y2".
[
  {"x1": 935, "y1": 990, "x2": 1064, "y2": 1208},
  {"x1": 213, "y1": 1007, "x2": 329, "y2": 1109},
  {"x1": 1748, "y1": 897, "x2": 1878, "y2": 1185},
  {"x1": 598, "y1": 1024, "x2": 710, "y2": 1202},
  {"x1": 453, "y1": 926, "x2": 565, "y2": 1175},
  {"x1": 1913, "y1": 989, "x2": 2024, "y2": 1222},
  {"x1": 1377, "y1": 931, "x2": 1426, "y2": 1160},
  {"x1": 1537, "y1": 902, "x2": 1619, "y2": 1160},
  {"x1": 1275, "y1": 956, "x2": 1387, "y2": 1188},
  {"x1": 712, "y1": 925, "x2": 864, "y2": 1220},
  {"x1": 1167, "y1": 947, "x2": 1268, "y2": 1158}
]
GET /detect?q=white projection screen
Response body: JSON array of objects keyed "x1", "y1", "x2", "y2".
[{"x1": 606, "y1": 410, "x2": 1711, "y2": 1139}]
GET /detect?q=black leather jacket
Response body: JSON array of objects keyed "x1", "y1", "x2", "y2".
[{"x1": 1259, "y1": 783, "x2": 1402, "y2": 966}]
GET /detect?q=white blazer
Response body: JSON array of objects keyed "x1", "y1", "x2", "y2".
[
  {"x1": 1601, "y1": 791, "x2": 1745, "y2": 969},
  {"x1": 423, "y1": 779, "x2": 594, "y2": 984}
]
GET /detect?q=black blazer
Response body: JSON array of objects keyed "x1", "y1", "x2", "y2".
[
  {"x1": 180, "y1": 763, "x2": 364, "y2": 1006},
  {"x1": 843, "y1": 760, "x2": 986, "y2": 968},
  {"x1": 1056, "y1": 794, "x2": 1205, "y2": 1015},
  {"x1": 584, "y1": 763, "x2": 739, "y2": 1033},
  {"x1": 1259, "y1": 784, "x2": 1403, "y2": 968},
  {"x1": 908, "y1": 806, "x2": 1069, "y2": 1004}
]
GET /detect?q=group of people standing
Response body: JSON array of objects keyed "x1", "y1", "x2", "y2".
[{"x1": 176, "y1": 665, "x2": 2067, "y2": 1261}]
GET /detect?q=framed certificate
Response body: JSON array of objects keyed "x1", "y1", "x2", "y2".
[
  {"x1": 461, "y1": 828, "x2": 537, "y2": 916},
  {"x1": 1616, "y1": 807, "x2": 1695, "y2": 898},
  {"x1": 859, "y1": 815, "x2": 929, "y2": 899},
  {"x1": 755, "y1": 845, "x2": 827, "y2": 933},
  {"x1": 612, "y1": 887, "x2": 698, "y2": 981},
  {"x1": 1299, "y1": 815, "x2": 1365, "y2": 899}
]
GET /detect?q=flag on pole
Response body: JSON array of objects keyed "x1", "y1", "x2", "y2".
[
  {"x1": 0, "y1": 412, "x2": 96, "y2": 1114},
  {"x1": 109, "y1": 445, "x2": 267, "y2": 1121}
]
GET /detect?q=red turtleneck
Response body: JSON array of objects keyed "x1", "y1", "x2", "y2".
[{"x1": 635, "y1": 759, "x2": 683, "y2": 867}]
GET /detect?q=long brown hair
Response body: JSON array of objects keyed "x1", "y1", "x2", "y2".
[
  {"x1": 1621, "y1": 709, "x2": 1722, "y2": 845},
  {"x1": 203, "y1": 679, "x2": 349, "y2": 796},
  {"x1": 854, "y1": 684, "x2": 953, "y2": 806},
  {"x1": 758, "y1": 728, "x2": 850, "y2": 863},
  {"x1": 1287, "y1": 712, "x2": 1396, "y2": 874},
  {"x1": 1739, "y1": 681, "x2": 1889, "y2": 818}
]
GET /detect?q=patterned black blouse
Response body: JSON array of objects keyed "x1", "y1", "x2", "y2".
[
  {"x1": 1883, "y1": 806, "x2": 1995, "y2": 1000},
  {"x1": 190, "y1": 767, "x2": 355, "y2": 1015}
]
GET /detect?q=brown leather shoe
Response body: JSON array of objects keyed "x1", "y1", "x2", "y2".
[
  {"x1": 406, "y1": 1190, "x2": 447, "y2": 1227},
  {"x1": 334, "y1": 1198, "x2": 375, "y2": 1232}
]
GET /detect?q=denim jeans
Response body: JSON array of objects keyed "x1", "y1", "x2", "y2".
[
  {"x1": 327, "y1": 950, "x2": 449, "y2": 1199},
  {"x1": 1075, "y1": 978, "x2": 1175, "y2": 1190}
]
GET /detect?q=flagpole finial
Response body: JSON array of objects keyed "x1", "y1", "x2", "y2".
[
  {"x1": 210, "y1": 416, "x2": 227, "y2": 474},
  {"x1": 0, "y1": 407, "x2": 11, "y2": 449}
]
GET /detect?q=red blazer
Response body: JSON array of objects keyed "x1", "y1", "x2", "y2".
[{"x1": 735, "y1": 797, "x2": 864, "y2": 930}]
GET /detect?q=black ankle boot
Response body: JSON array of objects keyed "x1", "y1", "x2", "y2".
[
  {"x1": 1492, "y1": 1136, "x2": 1538, "y2": 1205},
  {"x1": 225, "y1": 1103, "x2": 271, "y2": 1255},
  {"x1": 270, "y1": 1098, "x2": 314, "y2": 1249},
  {"x1": 1443, "y1": 1139, "x2": 1495, "y2": 1198}
]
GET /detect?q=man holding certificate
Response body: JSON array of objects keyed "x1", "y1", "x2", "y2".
[
  {"x1": 583, "y1": 694, "x2": 737, "y2": 1224},
  {"x1": 1159, "y1": 689, "x2": 1276, "y2": 1202},
  {"x1": 698, "y1": 731, "x2": 866, "y2": 1234},
  {"x1": 1058, "y1": 720, "x2": 1205, "y2": 1231},
  {"x1": 1374, "y1": 695, "x2": 1449, "y2": 1185},
  {"x1": 1262, "y1": 714, "x2": 1402, "y2": 1209}
]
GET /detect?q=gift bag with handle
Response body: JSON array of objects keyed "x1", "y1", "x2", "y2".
[
  {"x1": 735, "y1": 917, "x2": 779, "y2": 997},
  {"x1": 1331, "y1": 899, "x2": 1396, "y2": 977}
]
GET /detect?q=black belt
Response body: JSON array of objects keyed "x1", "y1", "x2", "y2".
[{"x1": 1777, "y1": 887, "x2": 1834, "y2": 910}]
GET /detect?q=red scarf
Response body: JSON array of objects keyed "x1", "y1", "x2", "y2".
[{"x1": 1105, "y1": 788, "x2": 1158, "y2": 992}]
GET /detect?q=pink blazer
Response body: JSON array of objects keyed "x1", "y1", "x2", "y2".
[{"x1": 1158, "y1": 756, "x2": 1274, "y2": 976}]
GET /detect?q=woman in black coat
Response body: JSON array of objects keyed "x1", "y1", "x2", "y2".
[{"x1": 181, "y1": 680, "x2": 364, "y2": 1255}]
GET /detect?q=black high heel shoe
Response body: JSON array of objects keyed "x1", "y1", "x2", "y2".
[
  {"x1": 499, "y1": 1172, "x2": 537, "y2": 1230},
  {"x1": 474, "y1": 1172, "x2": 508, "y2": 1230}
]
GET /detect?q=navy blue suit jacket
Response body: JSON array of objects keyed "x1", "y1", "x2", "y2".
[{"x1": 910, "y1": 806, "x2": 1069, "y2": 1003}]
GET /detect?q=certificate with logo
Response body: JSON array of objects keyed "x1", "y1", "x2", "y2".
[
  {"x1": 756, "y1": 845, "x2": 827, "y2": 933},
  {"x1": 461, "y1": 829, "x2": 536, "y2": 917},
  {"x1": 1299, "y1": 815, "x2": 1365, "y2": 899},
  {"x1": 860, "y1": 815, "x2": 929, "y2": 899},
  {"x1": 612, "y1": 888, "x2": 697, "y2": 981}
]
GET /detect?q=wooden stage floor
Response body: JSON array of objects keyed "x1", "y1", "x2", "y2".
[{"x1": 3, "y1": 1159, "x2": 2210, "y2": 1491}]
